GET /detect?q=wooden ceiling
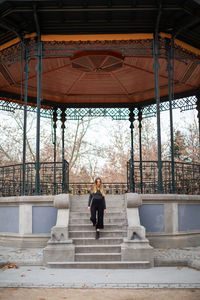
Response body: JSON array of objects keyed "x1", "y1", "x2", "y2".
[{"x1": 0, "y1": 48, "x2": 199, "y2": 106}]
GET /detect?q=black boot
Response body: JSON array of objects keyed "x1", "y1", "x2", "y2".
[{"x1": 95, "y1": 230, "x2": 100, "y2": 239}]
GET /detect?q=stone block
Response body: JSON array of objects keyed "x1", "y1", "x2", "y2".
[
  {"x1": 54, "y1": 193, "x2": 70, "y2": 209},
  {"x1": 43, "y1": 241, "x2": 75, "y2": 266},
  {"x1": 50, "y1": 226, "x2": 69, "y2": 241},
  {"x1": 125, "y1": 193, "x2": 142, "y2": 208},
  {"x1": 121, "y1": 238, "x2": 154, "y2": 267},
  {"x1": 127, "y1": 225, "x2": 146, "y2": 240}
]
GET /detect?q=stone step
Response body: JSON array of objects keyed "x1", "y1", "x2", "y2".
[
  {"x1": 70, "y1": 207, "x2": 125, "y2": 212},
  {"x1": 71, "y1": 201, "x2": 125, "y2": 207},
  {"x1": 47, "y1": 261, "x2": 151, "y2": 269},
  {"x1": 69, "y1": 218, "x2": 127, "y2": 225},
  {"x1": 71, "y1": 197, "x2": 125, "y2": 201},
  {"x1": 69, "y1": 230, "x2": 127, "y2": 238},
  {"x1": 70, "y1": 197, "x2": 125, "y2": 203},
  {"x1": 70, "y1": 195, "x2": 125, "y2": 200},
  {"x1": 70, "y1": 212, "x2": 126, "y2": 218},
  {"x1": 75, "y1": 253, "x2": 121, "y2": 262},
  {"x1": 69, "y1": 224, "x2": 127, "y2": 231},
  {"x1": 71, "y1": 199, "x2": 125, "y2": 203},
  {"x1": 72, "y1": 237, "x2": 124, "y2": 245},
  {"x1": 75, "y1": 245, "x2": 121, "y2": 253},
  {"x1": 71, "y1": 205, "x2": 125, "y2": 210}
]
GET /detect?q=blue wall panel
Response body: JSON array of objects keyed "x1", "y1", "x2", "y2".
[
  {"x1": 178, "y1": 204, "x2": 200, "y2": 231},
  {"x1": 32, "y1": 206, "x2": 57, "y2": 234},
  {"x1": 139, "y1": 204, "x2": 164, "y2": 232},
  {"x1": 0, "y1": 206, "x2": 19, "y2": 233}
]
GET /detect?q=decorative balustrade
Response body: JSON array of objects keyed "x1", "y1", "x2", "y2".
[
  {"x1": 0, "y1": 160, "x2": 199, "y2": 196},
  {"x1": 127, "y1": 160, "x2": 200, "y2": 194},
  {"x1": 0, "y1": 161, "x2": 69, "y2": 197}
]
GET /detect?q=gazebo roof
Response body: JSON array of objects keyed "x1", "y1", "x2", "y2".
[
  {"x1": 0, "y1": 0, "x2": 200, "y2": 48},
  {"x1": 0, "y1": 0, "x2": 200, "y2": 108}
]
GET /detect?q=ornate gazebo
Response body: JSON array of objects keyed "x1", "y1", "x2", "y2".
[{"x1": 0, "y1": 0, "x2": 200, "y2": 196}]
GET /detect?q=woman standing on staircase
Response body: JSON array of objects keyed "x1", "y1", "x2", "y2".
[{"x1": 88, "y1": 177, "x2": 106, "y2": 239}]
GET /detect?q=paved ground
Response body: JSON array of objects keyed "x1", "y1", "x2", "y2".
[
  {"x1": 0, "y1": 245, "x2": 200, "y2": 291},
  {"x1": 0, "y1": 288, "x2": 200, "y2": 300},
  {"x1": 1, "y1": 245, "x2": 200, "y2": 268},
  {"x1": 0, "y1": 265, "x2": 200, "y2": 289}
]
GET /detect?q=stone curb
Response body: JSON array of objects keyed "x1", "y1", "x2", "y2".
[
  {"x1": 1, "y1": 258, "x2": 200, "y2": 270},
  {"x1": 0, "y1": 282, "x2": 200, "y2": 289}
]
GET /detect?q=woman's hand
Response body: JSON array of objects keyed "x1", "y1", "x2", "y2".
[
  {"x1": 88, "y1": 206, "x2": 90, "y2": 211},
  {"x1": 104, "y1": 209, "x2": 106, "y2": 214}
]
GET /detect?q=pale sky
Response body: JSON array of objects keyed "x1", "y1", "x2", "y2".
[
  {"x1": 0, "y1": 106, "x2": 198, "y2": 167},
  {"x1": 0, "y1": 106, "x2": 198, "y2": 145}
]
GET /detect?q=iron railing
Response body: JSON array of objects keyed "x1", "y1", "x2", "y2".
[
  {"x1": 0, "y1": 161, "x2": 69, "y2": 197},
  {"x1": 69, "y1": 182, "x2": 128, "y2": 195},
  {"x1": 127, "y1": 160, "x2": 200, "y2": 194},
  {"x1": 0, "y1": 160, "x2": 200, "y2": 197}
]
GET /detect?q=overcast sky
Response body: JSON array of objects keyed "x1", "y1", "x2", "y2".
[{"x1": 0, "y1": 106, "x2": 197, "y2": 148}]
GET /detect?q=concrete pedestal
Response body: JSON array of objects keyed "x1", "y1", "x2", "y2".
[
  {"x1": 121, "y1": 237, "x2": 154, "y2": 267},
  {"x1": 43, "y1": 240, "x2": 75, "y2": 266},
  {"x1": 121, "y1": 193, "x2": 154, "y2": 267},
  {"x1": 43, "y1": 194, "x2": 75, "y2": 266}
]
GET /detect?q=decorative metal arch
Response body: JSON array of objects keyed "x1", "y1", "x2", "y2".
[
  {"x1": 1, "y1": 36, "x2": 200, "y2": 66},
  {"x1": 0, "y1": 95, "x2": 198, "y2": 120}
]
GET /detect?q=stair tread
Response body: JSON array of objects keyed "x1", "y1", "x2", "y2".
[
  {"x1": 69, "y1": 230, "x2": 127, "y2": 232},
  {"x1": 76, "y1": 253, "x2": 121, "y2": 255},
  {"x1": 69, "y1": 223, "x2": 127, "y2": 225},
  {"x1": 70, "y1": 218, "x2": 125, "y2": 219},
  {"x1": 69, "y1": 223, "x2": 127, "y2": 226},
  {"x1": 72, "y1": 237, "x2": 123, "y2": 240},
  {"x1": 70, "y1": 211, "x2": 125, "y2": 213},
  {"x1": 49, "y1": 261, "x2": 150, "y2": 264},
  {"x1": 76, "y1": 245, "x2": 121, "y2": 247},
  {"x1": 70, "y1": 219, "x2": 126, "y2": 221},
  {"x1": 70, "y1": 212, "x2": 126, "y2": 213}
]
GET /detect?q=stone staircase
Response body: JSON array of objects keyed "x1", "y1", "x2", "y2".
[{"x1": 48, "y1": 194, "x2": 152, "y2": 269}]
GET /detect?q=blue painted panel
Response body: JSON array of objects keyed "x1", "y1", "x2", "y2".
[
  {"x1": 178, "y1": 204, "x2": 200, "y2": 231},
  {"x1": 0, "y1": 206, "x2": 19, "y2": 233},
  {"x1": 32, "y1": 206, "x2": 57, "y2": 234},
  {"x1": 139, "y1": 204, "x2": 164, "y2": 232}
]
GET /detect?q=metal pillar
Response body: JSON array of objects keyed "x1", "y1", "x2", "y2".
[
  {"x1": 166, "y1": 39, "x2": 175, "y2": 193},
  {"x1": 35, "y1": 41, "x2": 43, "y2": 195},
  {"x1": 129, "y1": 107, "x2": 135, "y2": 193},
  {"x1": 153, "y1": 34, "x2": 163, "y2": 193},
  {"x1": 61, "y1": 108, "x2": 67, "y2": 193},
  {"x1": 138, "y1": 107, "x2": 143, "y2": 193},
  {"x1": 22, "y1": 43, "x2": 30, "y2": 196},
  {"x1": 196, "y1": 95, "x2": 200, "y2": 160},
  {"x1": 53, "y1": 108, "x2": 57, "y2": 194}
]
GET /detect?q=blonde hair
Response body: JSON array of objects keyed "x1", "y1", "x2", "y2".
[{"x1": 92, "y1": 177, "x2": 105, "y2": 197}]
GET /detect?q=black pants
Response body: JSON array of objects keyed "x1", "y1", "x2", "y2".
[{"x1": 90, "y1": 198, "x2": 104, "y2": 229}]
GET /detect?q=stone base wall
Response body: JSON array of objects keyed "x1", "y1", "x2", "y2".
[{"x1": 0, "y1": 194, "x2": 200, "y2": 248}]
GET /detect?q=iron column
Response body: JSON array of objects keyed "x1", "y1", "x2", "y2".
[
  {"x1": 196, "y1": 95, "x2": 200, "y2": 160},
  {"x1": 35, "y1": 40, "x2": 43, "y2": 195},
  {"x1": 129, "y1": 107, "x2": 135, "y2": 193},
  {"x1": 53, "y1": 108, "x2": 57, "y2": 194},
  {"x1": 166, "y1": 39, "x2": 175, "y2": 193},
  {"x1": 61, "y1": 108, "x2": 67, "y2": 193},
  {"x1": 153, "y1": 34, "x2": 163, "y2": 193},
  {"x1": 138, "y1": 107, "x2": 143, "y2": 193},
  {"x1": 22, "y1": 43, "x2": 30, "y2": 196}
]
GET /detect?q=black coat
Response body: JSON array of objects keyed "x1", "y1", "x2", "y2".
[{"x1": 88, "y1": 190, "x2": 106, "y2": 209}]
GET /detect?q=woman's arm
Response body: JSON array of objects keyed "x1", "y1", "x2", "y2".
[
  {"x1": 88, "y1": 192, "x2": 93, "y2": 207},
  {"x1": 103, "y1": 196, "x2": 106, "y2": 210}
]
